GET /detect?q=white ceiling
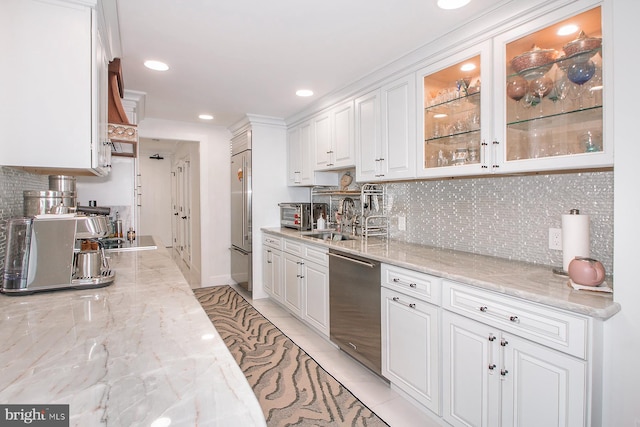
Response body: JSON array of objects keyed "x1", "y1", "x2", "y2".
[{"x1": 116, "y1": 0, "x2": 511, "y2": 128}]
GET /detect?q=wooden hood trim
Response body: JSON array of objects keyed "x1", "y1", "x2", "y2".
[{"x1": 108, "y1": 58, "x2": 130, "y2": 125}]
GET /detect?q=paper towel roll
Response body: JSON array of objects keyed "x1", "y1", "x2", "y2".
[{"x1": 562, "y1": 213, "x2": 590, "y2": 272}]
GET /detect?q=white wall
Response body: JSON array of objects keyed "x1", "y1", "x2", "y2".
[
  {"x1": 137, "y1": 118, "x2": 231, "y2": 286},
  {"x1": 76, "y1": 156, "x2": 136, "y2": 229},
  {"x1": 138, "y1": 152, "x2": 174, "y2": 247},
  {"x1": 605, "y1": 1, "x2": 640, "y2": 426}
]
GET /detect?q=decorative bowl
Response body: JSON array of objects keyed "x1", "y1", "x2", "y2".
[
  {"x1": 563, "y1": 31, "x2": 602, "y2": 58},
  {"x1": 511, "y1": 46, "x2": 557, "y2": 80}
]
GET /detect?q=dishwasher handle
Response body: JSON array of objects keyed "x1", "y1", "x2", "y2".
[{"x1": 328, "y1": 252, "x2": 377, "y2": 268}]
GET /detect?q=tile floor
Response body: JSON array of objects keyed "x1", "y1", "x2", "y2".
[{"x1": 178, "y1": 259, "x2": 445, "y2": 426}]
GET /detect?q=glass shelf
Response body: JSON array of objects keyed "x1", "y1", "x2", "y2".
[
  {"x1": 507, "y1": 105, "x2": 602, "y2": 128},
  {"x1": 425, "y1": 128, "x2": 481, "y2": 144},
  {"x1": 425, "y1": 91, "x2": 480, "y2": 111}
]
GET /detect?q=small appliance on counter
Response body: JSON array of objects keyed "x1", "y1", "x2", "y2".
[
  {"x1": 279, "y1": 202, "x2": 328, "y2": 231},
  {"x1": 1, "y1": 215, "x2": 116, "y2": 295}
]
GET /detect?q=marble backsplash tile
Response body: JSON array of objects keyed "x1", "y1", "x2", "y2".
[{"x1": 386, "y1": 171, "x2": 614, "y2": 272}]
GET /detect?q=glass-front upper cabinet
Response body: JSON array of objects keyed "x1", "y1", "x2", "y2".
[
  {"x1": 494, "y1": 4, "x2": 612, "y2": 173},
  {"x1": 417, "y1": 41, "x2": 492, "y2": 178}
]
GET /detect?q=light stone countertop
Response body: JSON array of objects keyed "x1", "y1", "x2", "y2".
[
  {"x1": 263, "y1": 227, "x2": 620, "y2": 319},
  {"x1": 0, "y1": 241, "x2": 266, "y2": 427}
]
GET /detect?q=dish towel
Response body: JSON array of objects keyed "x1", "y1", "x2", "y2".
[{"x1": 569, "y1": 279, "x2": 612, "y2": 293}]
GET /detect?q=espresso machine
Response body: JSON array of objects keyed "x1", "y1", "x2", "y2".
[{"x1": 2, "y1": 215, "x2": 116, "y2": 295}]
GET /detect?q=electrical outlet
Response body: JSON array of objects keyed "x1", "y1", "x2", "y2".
[
  {"x1": 398, "y1": 216, "x2": 406, "y2": 231},
  {"x1": 549, "y1": 228, "x2": 562, "y2": 250}
]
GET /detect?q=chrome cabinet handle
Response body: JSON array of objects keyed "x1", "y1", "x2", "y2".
[
  {"x1": 392, "y1": 278, "x2": 417, "y2": 288},
  {"x1": 392, "y1": 296, "x2": 416, "y2": 309}
]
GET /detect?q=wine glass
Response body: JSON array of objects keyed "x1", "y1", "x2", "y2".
[
  {"x1": 567, "y1": 59, "x2": 596, "y2": 109},
  {"x1": 506, "y1": 76, "x2": 528, "y2": 120},
  {"x1": 529, "y1": 75, "x2": 553, "y2": 116}
]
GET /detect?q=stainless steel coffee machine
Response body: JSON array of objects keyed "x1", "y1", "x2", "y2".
[{"x1": 2, "y1": 215, "x2": 116, "y2": 295}]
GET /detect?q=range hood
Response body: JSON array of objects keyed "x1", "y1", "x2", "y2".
[{"x1": 108, "y1": 58, "x2": 137, "y2": 157}]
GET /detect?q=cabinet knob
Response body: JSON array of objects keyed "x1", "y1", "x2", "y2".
[
  {"x1": 500, "y1": 369, "x2": 509, "y2": 377},
  {"x1": 509, "y1": 316, "x2": 519, "y2": 323},
  {"x1": 479, "y1": 306, "x2": 488, "y2": 312},
  {"x1": 488, "y1": 364, "x2": 496, "y2": 370},
  {"x1": 488, "y1": 335, "x2": 496, "y2": 342},
  {"x1": 500, "y1": 339, "x2": 509, "y2": 347}
]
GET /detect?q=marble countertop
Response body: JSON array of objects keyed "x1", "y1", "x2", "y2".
[
  {"x1": 0, "y1": 240, "x2": 266, "y2": 427},
  {"x1": 263, "y1": 227, "x2": 620, "y2": 319}
]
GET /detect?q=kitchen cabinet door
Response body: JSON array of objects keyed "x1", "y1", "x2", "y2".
[
  {"x1": 315, "y1": 100, "x2": 355, "y2": 171},
  {"x1": 0, "y1": 0, "x2": 111, "y2": 175},
  {"x1": 331, "y1": 100, "x2": 355, "y2": 169},
  {"x1": 501, "y1": 333, "x2": 586, "y2": 427},
  {"x1": 302, "y1": 259, "x2": 329, "y2": 336},
  {"x1": 442, "y1": 311, "x2": 501, "y2": 427},
  {"x1": 355, "y1": 89, "x2": 382, "y2": 182},
  {"x1": 287, "y1": 122, "x2": 313, "y2": 186},
  {"x1": 494, "y1": 4, "x2": 611, "y2": 173},
  {"x1": 382, "y1": 287, "x2": 440, "y2": 415},
  {"x1": 262, "y1": 246, "x2": 283, "y2": 302},
  {"x1": 283, "y1": 252, "x2": 303, "y2": 317},
  {"x1": 417, "y1": 42, "x2": 492, "y2": 178},
  {"x1": 314, "y1": 111, "x2": 333, "y2": 170},
  {"x1": 381, "y1": 74, "x2": 416, "y2": 180}
]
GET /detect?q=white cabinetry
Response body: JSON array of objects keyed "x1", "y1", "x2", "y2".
[
  {"x1": 381, "y1": 264, "x2": 442, "y2": 414},
  {"x1": 314, "y1": 100, "x2": 355, "y2": 170},
  {"x1": 262, "y1": 234, "x2": 283, "y2": 302},
  {"x1": 287, "y1": 121, "x2": 338, "y2": 187},
  {"x1": 417, "y1": 4, "x2": 610, "y2": 179},
  {"x1": 442, "y1": 280, "x2": 590, "y2": 427},
  {"x1": 279, "y1": 237, "x2": 330, "y2": 336},
  {"x1": 0, "y1": 0, "x2": 112, "y2": 175},
  {"x1": 356, "y1": 74, "x2": 416, "y2": 182}
]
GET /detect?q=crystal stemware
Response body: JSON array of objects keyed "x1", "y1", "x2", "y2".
[
  {"x1": 567, "y1": 59, "x2": 596, "y2": 109},
  {"x1": 529, "y1": 75, "x2": 553, "y2": 116},
  {"x1": 506, "y1": 76, "x2": 528, "y2": 120}
]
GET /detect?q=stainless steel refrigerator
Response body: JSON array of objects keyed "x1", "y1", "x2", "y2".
[{"x1": 230, "y1": 130, "x2": 252, "y2": 291}]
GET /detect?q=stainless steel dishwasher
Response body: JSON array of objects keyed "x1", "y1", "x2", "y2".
[{"x1": 328, "y1": 249, "x2": 383, "y2": 377}]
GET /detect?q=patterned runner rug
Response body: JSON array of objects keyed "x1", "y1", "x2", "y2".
[{"x1": 194, "y1": 285, "x2": 388, "y2": 427}]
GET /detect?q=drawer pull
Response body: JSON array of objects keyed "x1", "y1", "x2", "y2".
[
  {"x1": 509, "y1": 316, "x2": 520, "y2": 323},
  {"x1": 479, "y1": 306, "x2": 488, "y2": 312},
  {"x1": 392, "y1": 278, "x2": 417, "y2": 288},
  {"x1": 392, "y1": 296, "x2": 416, "y2": 309}
]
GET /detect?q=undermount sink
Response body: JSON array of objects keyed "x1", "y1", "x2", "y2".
[{"x1": 303, "y1": 231, "x2": 356, "y2": 242}]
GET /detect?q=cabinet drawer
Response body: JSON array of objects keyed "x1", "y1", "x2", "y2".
[
  {"x1": 304, "y1": 244, "x2": 328, "y2": 266},
  {"x1": 442, "y1": 280, "x2": 587, "y2": 359},
  {"x1": 262, "y1": 234, "x2": 282, "y2": 250},
  {"x1": 382, "y1": 264, "x2": 442, "y2": 304},
  {"x1": 283, "y1": 238, "x2": 304, "y2": 256}
]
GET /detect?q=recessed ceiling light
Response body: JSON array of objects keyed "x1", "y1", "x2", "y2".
[
  {"x1": 198, "y1": 114, "x2": 214, "y2": 120},
  {"x1": 437, "y1": 0, "x2": 471, "y2": 10},
  {"x1": 557, "y1": 24, "x2": 579, "y2": 36},
  {"x1": 144, "y1": 60, "x2": 169, "y2": 71},
  {"x1": 296, "y1": 89, "x2": 314, "y2": 97},
  {"x1": 460, "y1": 63, "x2": 476, "y2": 72}
]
